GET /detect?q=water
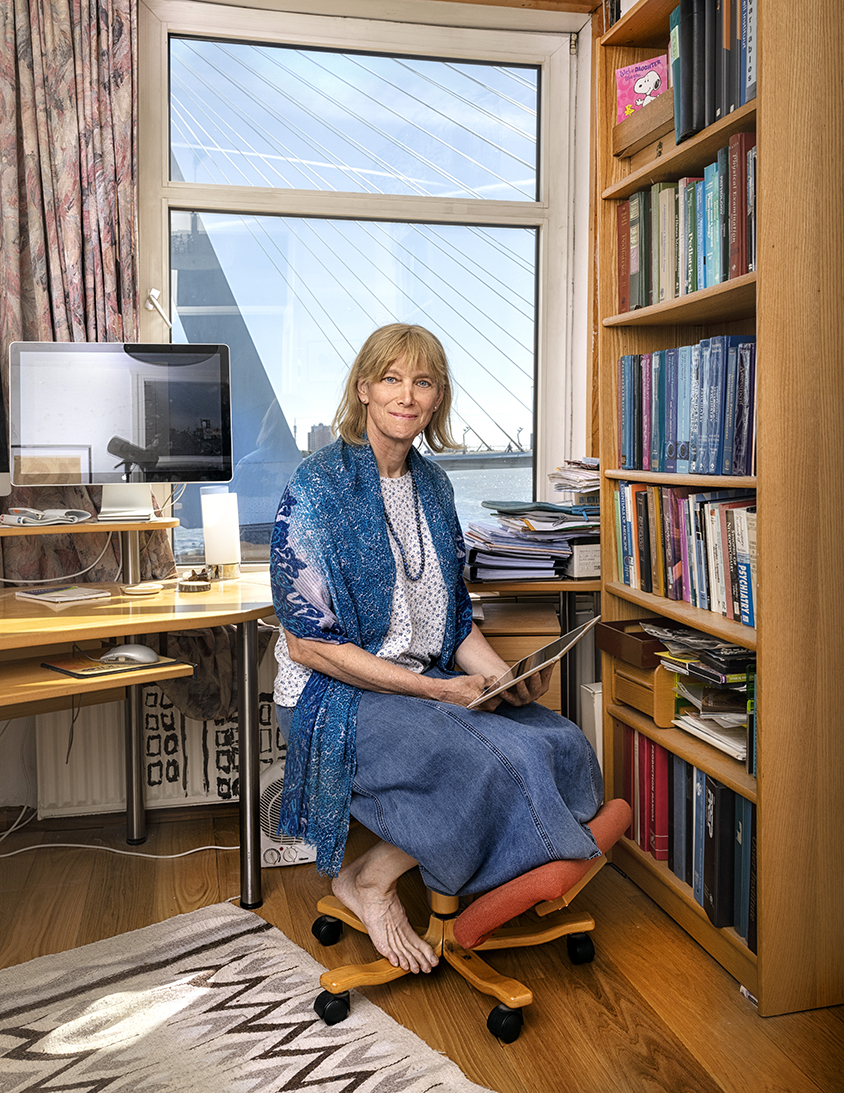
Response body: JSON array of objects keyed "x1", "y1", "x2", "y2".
[{"x1": 173, "y1": 465, "x2": 534, "y2": 564}]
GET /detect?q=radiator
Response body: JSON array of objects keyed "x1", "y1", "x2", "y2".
[{"x1": 36, "y1": 643, "x2": 283, "y2": 818}]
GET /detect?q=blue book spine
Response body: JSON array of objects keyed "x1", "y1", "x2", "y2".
[
  {"x1": 706, "y1": 335, "x2": 726, "y2": 474},
  {"x1": 695, "y1": 179, "x2": 706, "y2": 290},
  {"x1": 688, "y1": 342, "x2": 702, "y2": 473},
  {"x1": 695, "y1": 338, "x2": 711, "y2": 474},
  {"x1": 732, "y1": 339, "x2": 757, "y2": 475},
  {"x1": 693, "y1": 766, "x2": 706, "y2": 906},
  {"x1": 676, "y1": 344, "x2": 692, "y2": 474},
  {"x1": 641, "y1": 352, "x2": 652, "y2": 471},
  {"x1": 650, "y1": 350, "x2": 665, "y2": 473},
  {"x1": 704, "y1": 162, "x2": 719, "y2": 287},
  {"x1": 734, "y1": 504, "x2": 755, "y2": 626},
  {"x1": 664, "y1": 347, "x2": 679, "y2": 473},
  {"x1": 619, "y1": 355, "x2": 636, "y2": 469},
  {"x1": 720, "y1": 336, "x2": 741, "y2": 474}
]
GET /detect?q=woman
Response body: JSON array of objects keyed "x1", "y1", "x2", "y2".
[{"x1": 270, "y1": 324, "x2": 603, "y2": 976}]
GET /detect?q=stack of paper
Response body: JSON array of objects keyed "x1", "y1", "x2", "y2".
[
  {"x1": 547, "y1": 459, "x2": 601, "y2": 506},
  {"x1": 465, "y1": 500, "x2": 599, "y2": 582}
]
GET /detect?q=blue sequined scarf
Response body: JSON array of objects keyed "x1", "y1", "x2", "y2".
[{"x1": 270, "y1": 439, "x2": 474, "y2": 875}]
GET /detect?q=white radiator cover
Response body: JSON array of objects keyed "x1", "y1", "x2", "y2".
[{"x1": 36, "y1": 643, "x2": 282, "y2": 818}]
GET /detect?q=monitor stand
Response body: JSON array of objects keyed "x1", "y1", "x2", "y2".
[{"x1": 98, "y1": 482, "x2": 155, "y2": 522}]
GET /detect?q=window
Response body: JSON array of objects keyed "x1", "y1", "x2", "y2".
[{"x1": 140, "y1": 2, "x2": 584, "y2": 563}]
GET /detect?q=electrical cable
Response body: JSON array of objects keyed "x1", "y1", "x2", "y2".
[
  {"x1": 0, "y1": 529, "x2": 118, "y2": 584},
  {"x1": 0, "y1": 841, "x2": 240, "y2": 860}
]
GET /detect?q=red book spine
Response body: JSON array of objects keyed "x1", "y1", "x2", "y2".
[
  {"x1": 649, "y1": 742, "x2": 670, "y2": 861},
  {"x1": 729, "y1": 132, "x2": 757, "y2": 278}
]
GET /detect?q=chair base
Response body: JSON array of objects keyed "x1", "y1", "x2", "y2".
[{"x1": 314, "y1": 862, "x2": 600, "y2": 1017}]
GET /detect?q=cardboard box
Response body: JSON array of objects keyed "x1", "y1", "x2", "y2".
[
  {"x1": 595, "y1": 618, "x2": 669, "y2": 668},
  {"x1": 565, "y1": 541, "x2": 601, "y2": 578}
]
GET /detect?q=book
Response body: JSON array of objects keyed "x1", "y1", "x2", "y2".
[
  {"x1": 704, "y1": 0, "x2": 718, "y2": 127},
  {"x1": 745, "y1": 0, "x2": 757, "y2": 100},
  {"x1": 705, "y1": 335, "x2": 727, "y2": 474},
  {"x1": 658, "y1": 184, "x2": 679, "y2": 302},
  {"x1": 649, "y1": 741, "x2": 670, "y2": 861},
  {"x1": 717, "y1": 144, "x2": 729, "y2": 286},
  {"x1": 15, "y1": 585, "x2": 112, "y2": 604},
  {"x1": 670, "y1": 753, "x2": 688, "y2": 881},
  {"x1": 635, "y1": 487, "x2": 653, "y2": 594},
  {"x1": 664, "y1": 347, "x2": 679, "y2": 473},
  {"x1": 695, "y1": 178, "x2": 706, "y2": 291},
  {"x1": 703, "y1": 775, "x2": 736, "y2": 927},
  {"x1": 650, "y1": 350, "x2": 666, "y2": 472},
  {"x1": 728, "y1": 132, "x2": 757, "y2": 278},
  {"x1": 693, "y1": 766, "x2": 706, "y2": 905},
  {"x1": 641, "y1": 352, "x2": 652, "y2": 471},
  {"x1": 42, "y1": 653, "x2": 183, "y2": 679},
  {"x1": 676, "y1": 344, "x2": 693, "y2": 474},
  {"x1": 688, "y1": 342, "x2": 703, "y2": 473},
  {"x1": 720, "y1": 0, "x2": 735, "y2": 119},
  {"x1": 629, "y1": 190, "x2": 651, "y2": 310},
  {"x1": 670, "y1": 5, "x2": 688, "y2": 144},
  {"x1": 615, "y1": 55, "x2": 670, "y2": 125},
  {"x1": 617, "y1": 200, "x2": 630, "y2": 312},
  {"x1": 703, "y1": 161, "x2": 719, "y2": 287},
  {"x1": 689, "y1": 0, "x2": 706, "y2": 132}
]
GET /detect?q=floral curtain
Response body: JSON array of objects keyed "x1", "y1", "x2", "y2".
[{"x1": 0, "y1": 0, "x2": 174, "y2": 582}]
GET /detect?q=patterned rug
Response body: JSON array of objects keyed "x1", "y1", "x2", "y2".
[{"x1": 0, "y1": 902, "x2": 493, "y2": 1093}]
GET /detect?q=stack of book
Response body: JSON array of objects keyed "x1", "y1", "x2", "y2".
[
  {"x1": 620, "y1": 728, "x2": 756, "y2": 947},
  {"x1": 614, "y1": 483, "x2": 757, "y2": 626},
  {"x1": 618, "y1": 335, "x2": 756, "y2": 477},
  {"x1": 669, "y1": 0, "x2": 757, "y2": 146},
  {"x1": 465, "y1": 501, "x2": 599, "y2": 582},
  {"x1": 616, "y1": 132, "x2": 756, "y2": 313}
]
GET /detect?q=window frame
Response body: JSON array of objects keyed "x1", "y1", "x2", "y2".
[{"x1": 138, "y1": 0, "x2": 590, "y2": 510}]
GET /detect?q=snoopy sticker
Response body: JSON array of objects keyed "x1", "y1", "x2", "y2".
[{"x1": 634, "y1": 70, "x2": 663, "y2": 108}]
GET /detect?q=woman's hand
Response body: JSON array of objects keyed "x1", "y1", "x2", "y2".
[
  {"x1": 496, "y1": 662, "x2": 554, "y2": 707},
  {"x1": 435, "y1": 672, "x2": 502, "y2": 711}
]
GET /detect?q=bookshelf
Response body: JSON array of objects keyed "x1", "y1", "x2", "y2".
[{"x1": 594, "y1": 0, "x2": 844, "y2": 1016}]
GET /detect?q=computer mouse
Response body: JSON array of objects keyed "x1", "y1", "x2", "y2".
[{"x1": 100, "y1": 644, "x2": 160, "y2": 665}]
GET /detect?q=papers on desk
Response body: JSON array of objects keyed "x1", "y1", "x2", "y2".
[
  {"x1": 15, "y1": 585, "x2": 112, "y2": 607},
  {"x1": 465, "y1": 500, "x2": 600, "y2": 582}
]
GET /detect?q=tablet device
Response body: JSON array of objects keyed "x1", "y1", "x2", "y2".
[{"x1": 467, "y1": 614, "x2": 601, "y2": 708}]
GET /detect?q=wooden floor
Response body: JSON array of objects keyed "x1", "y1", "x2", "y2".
[{"x1": 1, "y1": 806, "x2": 842, "y2": 1093}]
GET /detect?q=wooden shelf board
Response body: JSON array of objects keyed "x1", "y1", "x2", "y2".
[
  {"x1": 602, "y1": 582, "x2": 756, "y2": 648},
  {"x1": 465, "y1": 578, "x2": 601, "y2": 594},
  {"x1": 0, "y1": 652, "x2": 194, "y2": 709},
  {"x1": 603, "y1": 469, "x2": 756, "y2": 489},
  {"x1": 601, "y1": 101, "x2": 757, "y2": 200},
  {"x1": 607, "y1": 702, "x2": 756, "y2": 801},
  {"x1": 603, "y1": 273, "x2": 756, "y2": 328},
  {"x1": 611, "y1": 838, "x2": 758, "y2": 994},
  {"x1": 600, "y1": 0, "x2": 675, "y2": 47},
  {"x1": 0, "y1": 518, "x2": 178, "y2": 537}
]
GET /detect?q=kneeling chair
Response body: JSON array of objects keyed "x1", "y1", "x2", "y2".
[{"x1": 311, "y1": 797, "x2": 632, "y2": 1042}]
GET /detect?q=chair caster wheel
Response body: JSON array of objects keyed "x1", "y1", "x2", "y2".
[
  {"x1": 314, "y1": 989, "x2": 350, "y2": 1026},
  {"x1": 566, "y1": 931, "x2": 595, "y2": 965},
  {"x1": 487, "y1": 1003, "x2": 523, "y2": 1043},
  {"x1": 312, "y1": 915, "x2": 343, "y2": 946}
]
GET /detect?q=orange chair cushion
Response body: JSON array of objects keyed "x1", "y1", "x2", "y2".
[{"x1": 452, "y1": 798, "x2": 633, "y2": 950}]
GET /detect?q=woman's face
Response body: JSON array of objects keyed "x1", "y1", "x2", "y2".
[{"x1": 357, "y1": 353, "x2": 442, "y2": 451}]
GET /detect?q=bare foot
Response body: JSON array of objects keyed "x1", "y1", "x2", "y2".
[{"x1": 332, "y1": 842, "x2": 439, "y2": 974}]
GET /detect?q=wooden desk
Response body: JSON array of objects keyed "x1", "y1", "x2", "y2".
[{"x1": 0, "y1": 574, "x2": 275, "y2": 909}]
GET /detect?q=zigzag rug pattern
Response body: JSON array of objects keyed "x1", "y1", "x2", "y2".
[{"x1": 0, "y1": 902, "x2": 492, "y2": 1093}]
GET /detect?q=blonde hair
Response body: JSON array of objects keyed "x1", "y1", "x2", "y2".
[{"x1": 332, "y1": 324, "x2": 459, "y2": 452}]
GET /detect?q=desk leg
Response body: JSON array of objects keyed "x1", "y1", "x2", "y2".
[
  {"x1": 125, "y1": 684, "x2": 146, "y2": 844},
  {"x1": 237, "y1": 619, "x2": 262, "y2": 909}
]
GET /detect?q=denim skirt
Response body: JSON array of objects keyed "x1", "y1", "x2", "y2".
[{"x1": 276, "y1": 669, "x2": 604, "y2": 897}]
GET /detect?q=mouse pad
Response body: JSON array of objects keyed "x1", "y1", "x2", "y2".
[{"x1": 41, "y1": 654, "x2": 185, "y2": 679}]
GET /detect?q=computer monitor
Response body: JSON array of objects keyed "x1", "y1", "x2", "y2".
[{"x1": 7, "y1": 342, "x2": 232, "y2": 518}]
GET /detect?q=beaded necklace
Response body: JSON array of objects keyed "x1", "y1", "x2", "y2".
[{"x1": 382, "y1": 464, "x2": 426, "y2": 582}]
